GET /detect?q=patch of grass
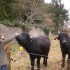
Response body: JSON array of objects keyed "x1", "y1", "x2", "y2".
[{"x1": 11, "y1": 42, "x2": 19, "y2": 57}]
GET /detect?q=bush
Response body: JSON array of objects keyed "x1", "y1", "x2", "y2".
[
  {"x1": 0, "y1": 20, "x2": 20, "y2": 27},
  {"x1": 43, "y1": 27, "x2": 49, "y2": 36},
  {"x1": 20, "y1": 23, "x2": 32, "y2": 32}
]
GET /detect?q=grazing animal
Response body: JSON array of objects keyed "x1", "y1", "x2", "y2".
[
  {"x1": 16, "y1": 32, "x2": 51, "y2": 70},
  {"x1": 55, "y1": 32, "x2": 70, "y2": 70}
]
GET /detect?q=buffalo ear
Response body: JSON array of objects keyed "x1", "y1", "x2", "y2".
[{"x1": 54, "y1": 36, "x2": 59, "y2": 40}]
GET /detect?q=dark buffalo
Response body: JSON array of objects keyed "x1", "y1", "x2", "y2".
[
  {"x1": 55, "y1": 32, "x2": 70, "y2": 70},
  {"x1": 16, "y1": 32, "x2": 51, "y2": 70}
]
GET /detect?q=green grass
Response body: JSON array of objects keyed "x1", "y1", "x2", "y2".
[{"x1": 11, "y1": 42, "x2": 19, "y2": 57}]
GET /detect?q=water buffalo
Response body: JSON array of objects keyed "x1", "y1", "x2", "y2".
[
  {"x1": 55, "y1": 32, "x2": 70, "y2": 70},
  {"x1": 16, "y1": 32, "x2": 51, "y2": 70}
]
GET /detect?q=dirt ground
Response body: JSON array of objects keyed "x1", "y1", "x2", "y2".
[{"x1": 11, "y1": 39, "x2": 68, "y2": 70}]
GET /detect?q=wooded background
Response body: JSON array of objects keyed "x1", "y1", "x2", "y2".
[{"x1": 0, "y1": 0, "x2": 69, "y2": 34}]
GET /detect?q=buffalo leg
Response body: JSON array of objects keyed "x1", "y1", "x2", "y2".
[
  {"x1": 62, "y1": 53, "x2": 66, "y2": 67},
  {"x1": 30, "y1": 56, "x2": 35, "y2": 70},
  {"x1": 43, "y1": 57, "x2": 48, "y2": 66},
  {"x1": 37, "y1": 57, "x2": 41, "y2": 70},
  {"x1": 43, "y1": 57, "x2": 45, "y2": 65}
]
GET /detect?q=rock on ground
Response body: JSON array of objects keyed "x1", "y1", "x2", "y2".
[{"x1": 0, "y1": 24, "x2": 22, "y2": 38}]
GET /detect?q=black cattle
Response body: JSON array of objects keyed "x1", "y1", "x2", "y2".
[
  {"x1": 16, "y1": 32, "x2": 51, "y2": 70},
  {"x1": 55, "y1": 32, "x2": 70, "y2": 70}
]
